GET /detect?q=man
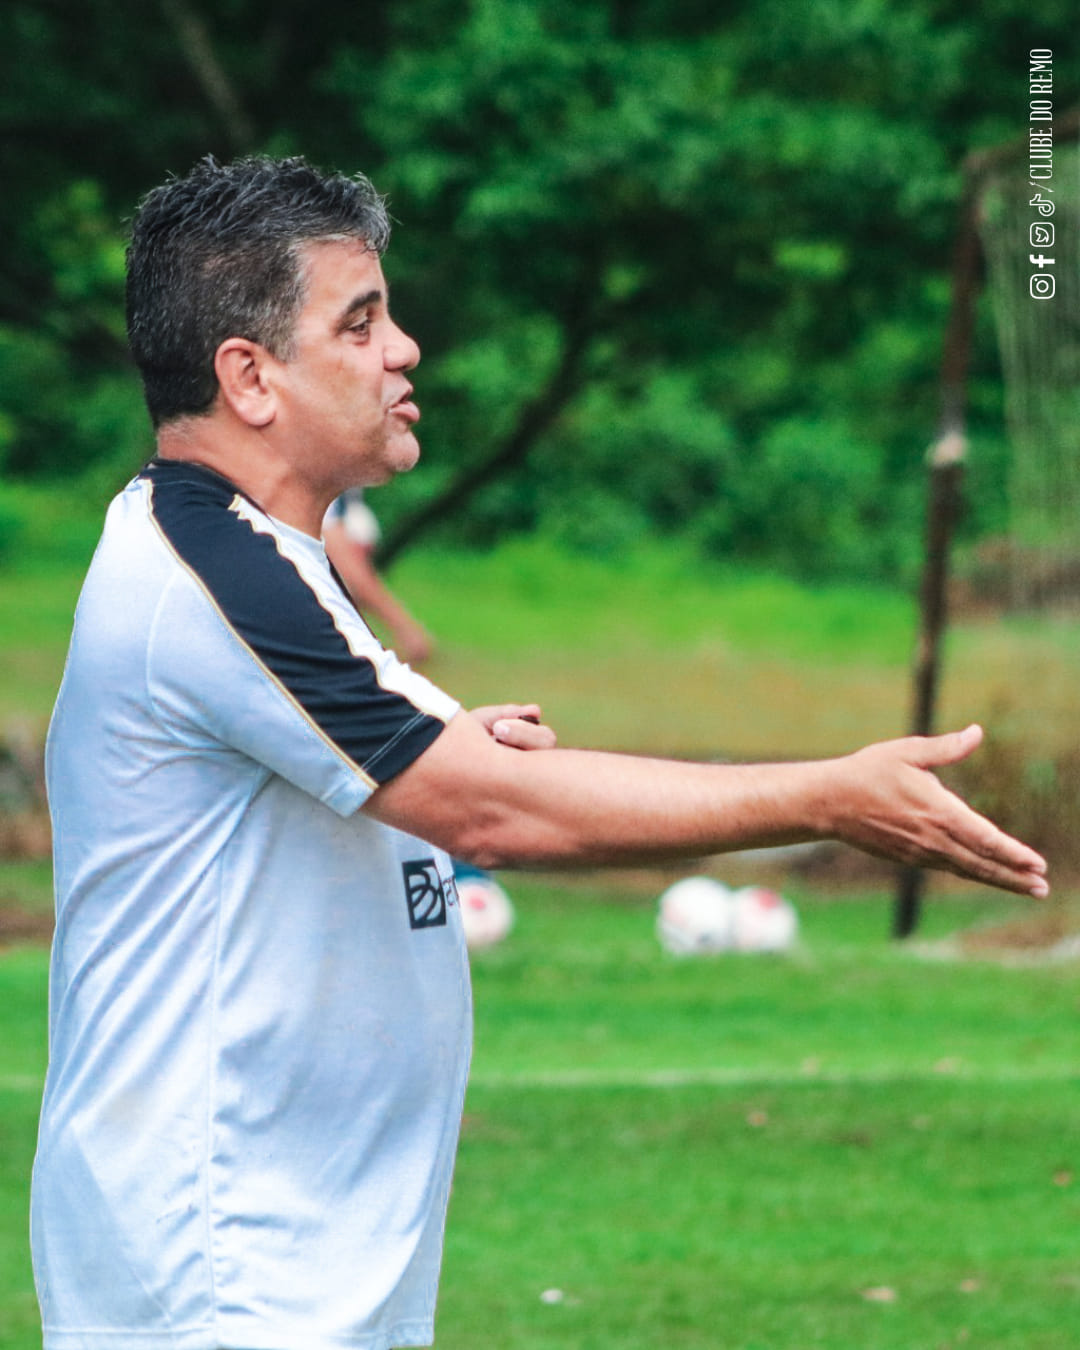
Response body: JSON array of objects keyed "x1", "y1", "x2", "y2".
[
  {"x1": 32, "y1": 155, "x2": 1047, "y2": 1350},
  {"x1": 323, "y1": 488, "x2": 436, "y2": 664}
]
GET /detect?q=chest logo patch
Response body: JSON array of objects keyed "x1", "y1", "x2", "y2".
[{"x1": 402, "y1": 858, "x2": 452, "y2": 929}]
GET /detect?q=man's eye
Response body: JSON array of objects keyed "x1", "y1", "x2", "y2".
[{"x1": 349, "y1": 319, "x2": 371, "y2": 338}]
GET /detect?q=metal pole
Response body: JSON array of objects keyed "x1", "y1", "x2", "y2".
[
  {"x1": 893, "y1": 114, "x2": 1080, "y2": 936},
  {"x1": 892, "y1": 179, "x2": 981, "y2": 939},
  {"x1": 893, "y1": 433, "x2": 966, "y2": 938}
]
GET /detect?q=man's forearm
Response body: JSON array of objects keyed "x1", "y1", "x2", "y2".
[
  {"x1": 452, "y1": 749, "x2": 831, "y2": 867},
  {"x1": 365, "y1": 714, "x2": 1048, "y2": 897}
]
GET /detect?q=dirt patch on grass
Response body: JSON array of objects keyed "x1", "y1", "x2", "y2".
[
  {"x1": 958, "y1": 908, "x2": 1078, "y2": 955},
  {"x1": 0, "y1": 811, "x2": 51, "y2": 860},
  {"x1": 0, "y1": 902, "x2": 53, "y2": 946}
]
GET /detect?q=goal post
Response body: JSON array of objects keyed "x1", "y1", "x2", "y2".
[{"x1": 893, "y1": 110, "x2": 1079, "y2": 938}]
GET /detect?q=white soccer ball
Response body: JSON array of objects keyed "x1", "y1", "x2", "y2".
[
  {"x1": 729, "y1": 886, "x2": 799, "y2": 952},
  {"x1": 656, "y1": 876, "x2": 736, "y2": 955},
  {"x1": 458, "y1": 876, "x2": 515, "y2": 951}
]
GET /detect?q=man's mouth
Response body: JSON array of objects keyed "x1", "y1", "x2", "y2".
[{"x1": 389, "y1": 389, "x2": 420, "y2": 424}]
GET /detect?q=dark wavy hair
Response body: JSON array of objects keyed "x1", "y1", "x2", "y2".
[{"x1": 126, "y1": 156, "x2": 391, "y2": 428}]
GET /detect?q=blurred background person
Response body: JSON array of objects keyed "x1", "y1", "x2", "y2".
[{"x1": 323, "y1": 487, "x2": 435, "y2": 665}]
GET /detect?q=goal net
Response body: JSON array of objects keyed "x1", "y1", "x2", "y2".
[{"x1": 977, "y1": 141, "x2": 1080, "y2": 608}]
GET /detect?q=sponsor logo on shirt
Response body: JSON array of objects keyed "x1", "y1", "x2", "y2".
[{"x1": 402, "y1": 859, "x2": 457, "y2": 929}]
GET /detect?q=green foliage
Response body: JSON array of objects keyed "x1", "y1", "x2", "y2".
[
  {"x1": 0, "y1": 481, "x2": 106, "y2": 575},
  {"x1": 1, "y1": 1, "x2": 1077, "y2": 580}
]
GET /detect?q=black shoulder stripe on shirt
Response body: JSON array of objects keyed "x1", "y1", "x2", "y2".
[{"x1": 142, "y1": 460, "x2": 447, "y2": 785}]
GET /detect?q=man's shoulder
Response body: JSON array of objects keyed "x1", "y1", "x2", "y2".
[
  {"x1": 67, "y1": 462, "x2": 274, "y2": 681},
  {"x1": 139, "y1": 458, "x2": 258, "y2": 554},
  {"x1": 138, "y1": 459, "x2": 342, "y2": 647},
  {"x1": 93, "y1": 460, "x2": 243, "y2": 565}
]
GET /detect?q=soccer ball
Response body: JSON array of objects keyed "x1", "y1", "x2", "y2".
[
  {"x1": 656, "y1": 876, "x2": 735, "y2": 955},
  {"x1": 729, "y1": 886, "x2": 798, "y2": 952},
  {"x1": 458, "y1": 876, "x2": 515, "y2": 951}
]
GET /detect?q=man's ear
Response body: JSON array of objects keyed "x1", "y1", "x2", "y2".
[{"x1": 214, "y1": 338, "x2": 278, "y2": 428}]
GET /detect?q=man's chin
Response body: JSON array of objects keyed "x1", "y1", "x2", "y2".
[
  {"x1": 391, "y1": 434, "x2": 422, "y2": 476},
  {"x1": 359, "y1": 440, "x2": 420, "y2": 488}
]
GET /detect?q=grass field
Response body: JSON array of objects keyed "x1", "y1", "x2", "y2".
[
  {"x1": 5, "y1": 519, "x2": 1080, "y2": 762},
  {"x1": 2, "y1": 485, "x2": 1078, "y2": 1345},
  {"x1": 3, "y1": 477, "x2": 1080, "y2": 747},
  {"x1": 402, "y1": 882, "x2": 1080, "y2": 1350},
  {"x1": 1, "y1": 881, "x2": 1077, "y2": 1348}
]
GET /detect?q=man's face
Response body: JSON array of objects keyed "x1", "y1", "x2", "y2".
[{"x1": 269, "y1": 239, "x2": 422, "y2": 491}]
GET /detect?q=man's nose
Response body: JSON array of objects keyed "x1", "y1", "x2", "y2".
[{"x1": 386, "y1": 323, "x2": 420, "y2": 371}]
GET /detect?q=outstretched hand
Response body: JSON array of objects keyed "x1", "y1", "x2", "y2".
[
  {"x1": 829, "y1": 724, "x2": 1049, "y2": 897},
  {"x1": 469, "y1": 703, "x2": 558, "y2": 752}
]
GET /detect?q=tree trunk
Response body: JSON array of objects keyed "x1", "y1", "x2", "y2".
[
  {"x1": 159, "y1": 0, "x2": 257, "y2": 153},
  {"x1": 377, "y1": 318, "x2": 592, "y2": 567}
]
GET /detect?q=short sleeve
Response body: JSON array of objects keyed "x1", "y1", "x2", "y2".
[{"x1": 142, "y1": 462, "x2": 458, "y2": 816}]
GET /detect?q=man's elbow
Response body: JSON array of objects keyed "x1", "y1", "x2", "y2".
[
  {"x1": 449, "y1": 836, "x2": 514, "y2": 873},
  {"x1": 438, "y1": 816, "x2": 527, "y2": 872},
  {"x1": 437, "y1": 810, "x2": 580, "y2": 873}
]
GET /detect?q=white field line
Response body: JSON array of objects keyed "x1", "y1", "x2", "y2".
[
  {"x1": 0, "y1": 1075, "x2": 44, "y2": 1093},
  {"x1": 469, "y1": 1064, "x2": 1079, "y2": 1089},
  {"x1": 4, "y1": 1065, "x2": 1076, "y2": 1096}
]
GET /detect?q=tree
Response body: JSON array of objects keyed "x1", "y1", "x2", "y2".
[{"x1": 1, "y1": 0, "x2": 1076, "y2": 580}]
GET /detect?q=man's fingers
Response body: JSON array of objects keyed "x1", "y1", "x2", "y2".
[
  {"x1": 941, "y1": 811, "x2": 1049, "y2": 896},
  {"x1": 468, "y1": 704, "x2": 557, "y2": 750},
  {"x1": 492, "y1": 717, "x2": 558, "y2": 751},
  {"x1": 470, "y1": 702, "x2": 542, "y2": 728},
  {"x1": 939, "y1": 845, "x2": 1050, "y2": 898},
  {"x1": 901, "y1": 723, "x2": 983, "y2": 770},
  {"x1": 868, "y1": 819, "x2": 1048, "y2": 897},
  {"x1": 837, "y1": 736, "x2": 1049, "y2": 898},
  {"x1": 907, "y1": 798, "x2": 1049, "y2": 896}
]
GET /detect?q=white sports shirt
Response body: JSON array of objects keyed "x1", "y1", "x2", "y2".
[{"x1": 32, "y1": 459, "x2": 471, "y2": 1350}]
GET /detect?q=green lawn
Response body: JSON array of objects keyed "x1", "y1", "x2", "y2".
[
  {"x1": 0, "y1": 947, "x2": 48, "y2": 1350},
  {"x1": 450, "y1": 882, "x2": 1080, "y2": 1349},
  {"x1": 447, "y1": 1077, "x2": 1078, "y2": 1350},
  {"x1": 2, "y1": 487, "x2": 1078, "y2": 1345},
  {"x1": 4, "y1": 496, "x2": 1080, "y2": 759},
  {"x1": 2, "y1": 883, "x2": 1077, "y2": 1349}
]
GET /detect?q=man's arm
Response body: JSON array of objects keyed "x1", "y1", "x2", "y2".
[
  {"x1": 363, "y1": 714, "x2": 1048, "y2": 897},
  {"x1": 324, "y1": 523, "x2": 435, "y2": 665}
]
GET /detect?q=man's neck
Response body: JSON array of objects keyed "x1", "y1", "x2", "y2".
[{"x1": 155, "y1": 419, "x2": 327, "y2": 538}]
